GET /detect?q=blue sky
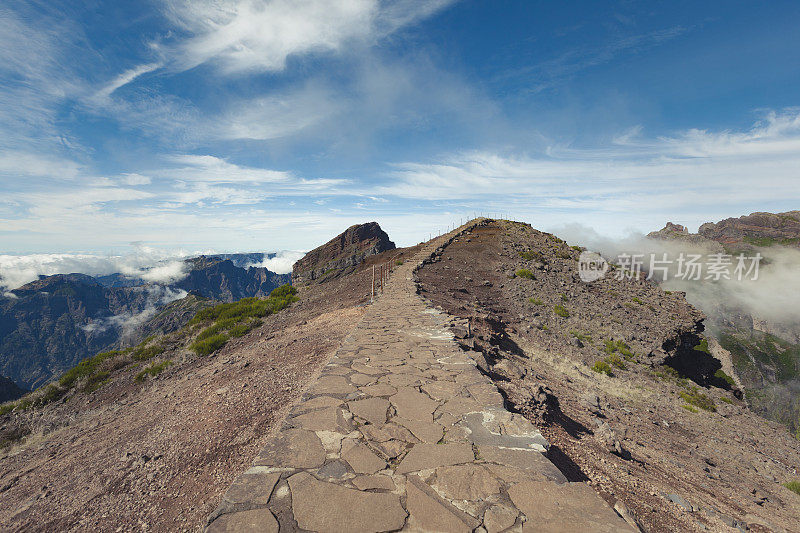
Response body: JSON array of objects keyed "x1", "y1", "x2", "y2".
[{"x1": 1, "y1": 0, "x2": 799, "y2": 256}]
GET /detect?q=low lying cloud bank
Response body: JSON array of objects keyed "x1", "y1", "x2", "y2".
[
  {"x1": 246, "y1": 250, "x2": 305, "y2": 274},
  {"x1": 82, "y1": 286, "x2": 188, "y2": 338},
  {"x1": 0, "y1": 246, "x2": 303, "y2": 291},
  {"x1": 553, "y1": 223, "x2": 800, "y2": 330}
]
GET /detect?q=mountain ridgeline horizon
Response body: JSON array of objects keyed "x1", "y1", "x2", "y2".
[{"x1": 0, "y1": 254, "x2": 290, "y2": 392}]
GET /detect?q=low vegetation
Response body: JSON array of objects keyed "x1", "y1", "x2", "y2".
[
  {"x1": 0, "y1": 284, "x2": 300, "y2": 417},
  {"x1": 528, "y1": 297, "x2": 544, "y2": 305},
  {"x1": 570, "y1": 330, "x2": 593, "y2": 344},
  {"x1": 553, "y1": 304, "x2": 570, "y2": 318},
  {"x1": 784, "y1": 480, "x2": 800, "y2": 496},
  {"x1": 519, "y1": 250, "x2": 544, "y2": 262},
  {"x1": 679, "y1": 387, "x2": 717, "y2": 412},
  {"x1": 603, "y1": 339, "x2": 634, "y2": 359},
  {"x1": 189, "y1": 284, "x2": 298, "y2": 356},
  {"x1": 591, "y1": 360, "x2": 614, "y2": 377},
  {"x1": 134, "y1": 360, "x2": 173, "y2": 383},
  {"x1": 516, "y1": 268, "x2": 535, "y2": 279}
]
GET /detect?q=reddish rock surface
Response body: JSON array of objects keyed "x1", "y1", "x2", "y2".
[{"x1": 292, "y1": 222, "x2": 395, "y2": 283}]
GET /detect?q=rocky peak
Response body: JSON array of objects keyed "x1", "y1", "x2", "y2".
[
  {"x1": 292, "y1": 222, "x2": 395, "y2": 283},
  {"x1": 697, "y1": 210, "x2": 800, "y2": 246}
]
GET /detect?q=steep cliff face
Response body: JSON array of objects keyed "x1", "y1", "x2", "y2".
[
  {"x1": 0, "y1": 375, "x2": 26, "y2": 403},
  {"x1": 698, "y1": 210, "x2": 800, "y2": 247},
  {"x1": 0, "y1": 259, "x2": 289, "y2": 389},
  {"x1": 292, "y1": 222, "x2": 395, "y2": 283},
  {"x1": 648, "y1": 211, "x2": 800, "y2": 433},
  {"x1": 176, "y1": 257, "x2": 289, "y2": 302}
]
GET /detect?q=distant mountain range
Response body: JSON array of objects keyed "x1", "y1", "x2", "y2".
[
  {"x1": 0, "y1": 255, "x2": 289, "y2": 391},
  {"x1": 648, "y1": 211, "x2": 800, "y2": 433}
]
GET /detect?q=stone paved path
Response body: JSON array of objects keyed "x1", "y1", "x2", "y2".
[{"x1": 205, "y1": 224, "x2": 635, "y2": 532}]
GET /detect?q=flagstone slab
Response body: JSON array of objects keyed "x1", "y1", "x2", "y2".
[
  {"x1": 288, "y1": 472, "x2": 407, "y2": 533},
  {"x1": 350, "y1": 373, "x2": 376, "y2": 386},
  {"x1": 479, "y1": 446, "x2": 566, "y2": 483},
  {"x1": 432, "y1": 464, "x2": 503, "y2": 501},
  {"x1": 223, "y1": 471, "x2": 280, "y2": 505},
  {"x1": 389, "y1": 387, "x2": 440, "y2": 422},
  {"x1": 290, "y1": 406, "x2": 348, "y2": 432},
  {"x1": 405, "y1": 475, "x2": 480, "y2": 533},
  {"x1": 396, "y1": 443, "x2": 474, "y2": 474},
  {"x1": 312, "y1": 375, "x2": 358, "y2": 396},
  {"x1": 206, "y1": 509, "x2": 279, "y2": 533},
  {"x1": 393, "y1": 417, "x2": 444, "y2": 443},
  {"x1": 293, "y1": 395, "x2": 344, "y2": 413},
  {"x1": 483, "y1": 504, "x2": 519, "y2": 533},
  {"x1": 342, "y1": 439, "x2": 387, "y2": 474},
  {"x1": 348, "y1": 397, "x2": 390, "y2": 426},
  {"x1": 254, "y1": 429, "x2": 326, "y2": 469},
  {"x1": 359, "y1": 384, "x2": 398, "y2": 397},
  {"x1": 508, "y1": 481, "x2": 636, "y2": 533},
  {"x1": 352, "y1": 474, "x2": 396, "y2": 491}
]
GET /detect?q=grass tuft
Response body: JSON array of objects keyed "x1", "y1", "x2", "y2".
[
  {"x1": 135, "y1": 360, "x2": 173, "y2": 383},
  {"x1": 516, "y1": 268, "x2": 535, "y2": 280},
  {"x1": 591, "y1": 360, "x2": 614, "y2": 377},
  {"x1": 679, "y1": 388, "x2": 716, "y2": 412},
  {"x1": 783, "y1": 480, "x2": 800, "y2": 496},
  {"x1": 553, "y1": 305, "x2": 570, "y2": 318}
]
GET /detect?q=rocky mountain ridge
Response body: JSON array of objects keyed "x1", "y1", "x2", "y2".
[
  {"x1": 648, "y1": 211, "x2": 800, "y2": 434},
  {"x1": 292, "y1": 222, "x2": 395, "y2": 283},
  {"x1": 0, "y1": 257, "x2": 288, "y2": 389}
]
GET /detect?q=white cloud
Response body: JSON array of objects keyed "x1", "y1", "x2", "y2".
[
  {"x1": 94, "y1": 62, "x2": 163, "y2": 101},
  {"x1": 247, "y1": 250, "x2": 305, "y2": 274},
  {"x1": 0, "y1": 247, "x2": 196, "y2": 291},
  {"x1": 381, "y1": 110, "x2": 800, "y2": 215},
  {"x1": 0, "y1": 150, "x2": 83, "y2": 179},
  {"x1": 159, "y1": 0, "x2": 454, "y2": 74},
  {"x1": 82, "y1": 286, "x2": 188, "y2": 338}
]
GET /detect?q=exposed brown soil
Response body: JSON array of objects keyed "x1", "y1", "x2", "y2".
[
  {"x1": 0, "y1": 246, "x2": 414, "y2": 532},
  {"x1": 417, "y1": 220, "x2": 800, "y2": 533}
]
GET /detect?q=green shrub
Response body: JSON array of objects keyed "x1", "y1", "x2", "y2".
[
  {"x1": 694, "y1": 339, "x2": 710, "y2": 354},
  {"x1": 605, "y1": 353, "x2": 626, "y2": 369},
  {"x1": 679, "y1": 389, "x2": 716, "y2": 412},
  {"x1": 131, "y1": 344, "x2": 164, "y2": 362},
  {"x1": 720, "y1": 396, "x2": 734, "y2": 404},
  {"x1": 83, "y1": 371, "x2": 110, "y2": 392},
  {"x1": 516, "y1": 269, "x2": 535, "y2": 280},
  {"x1": 553, "y1": 305, "x2": 570, "y2": 318},
  {"x1": 229, "y1": 319, "x2": 262, "y2": 338},
  {"x1": 682, "y1": 404, "x2": 699, "y2": 413},
  {"x1": 519, "y1": 250, "x2": 543, "y2": 262},
  {"x1": 0, "y1": 402, "x2": 17, "y2": 416},
  {"x1": 591, "y1": 360, "x2": 614, "y2": 376},
  {"x1": 59, "y1": 349, "x2": 126, "y2": 388},
  {"x1": 632, "y1": 297, "x2": 643, "y2": 305},
  {"x1": 782, "y1": 480, "x2": 800, "y2": 496},
  {"x1": 528, "y1": 297, "x2": 544, "y2": 305},
  {"x1": 570, "y1": 331, "x2": 593, "y2": 344},
  {"x1": 190, "y1": 285, "x2": 298, "y2": 325},
  {"x1": 135, "y1": 360, "x2": 173, "y2": 383},
  {"x1": 395, "y1": 259, "x2": 403, "y2": 266},
  {"x1": 560, "y1": 293, "x2": 568, "y2": 302},
  {"x1": 603, "y1": 339, "x2": 633, "y2": 359},
  {"x1": 714, "y1": 369, "x2": 736, "y2": 387},
  {"x1": 190, "y1": 334, "x2": 229, "y2": 356}
]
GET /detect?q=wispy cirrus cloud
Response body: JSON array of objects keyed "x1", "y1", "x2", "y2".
[
  {"x1": 158, "y1": 0, "x2": 455, "y2": 74},
  {"x1": 381, "y1": 109, "x2": 800, "y2": 224}
]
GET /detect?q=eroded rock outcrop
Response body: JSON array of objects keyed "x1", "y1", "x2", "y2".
[{"x1": 292, "y1": 222, "x2": 395, "y2": 283}]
